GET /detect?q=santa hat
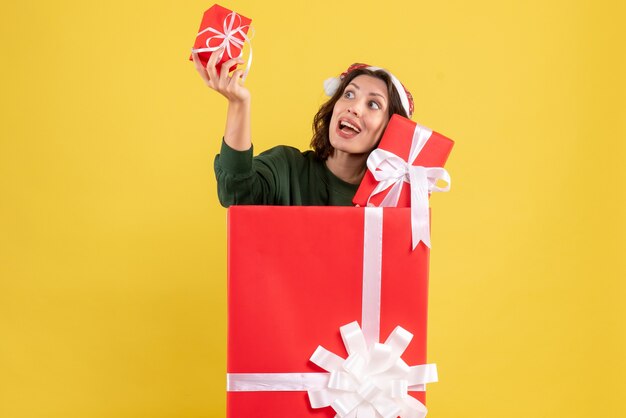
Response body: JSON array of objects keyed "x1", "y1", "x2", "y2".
[{"x1": 323, "y1": 63, "x2": 414, "y2": 118}]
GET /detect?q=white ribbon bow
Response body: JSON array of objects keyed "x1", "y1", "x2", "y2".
[
  {"x1": 366, "y1": 124, "x2": 451, "y2": 249},
  {"x1": 308, "y1": 321, "x2": 438, "y2": 418},
  {"x1": 193, "y1": 11, "x2": 253, "y2": 80}
]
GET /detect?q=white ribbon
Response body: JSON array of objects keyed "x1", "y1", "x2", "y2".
[
  {"x1": 308, "y1": 322, "x2": 438, "y2": 418},
  {"x1": 361, "y1": 206, "x2": 383, "y2": 347},
  {"x1": 227, "y1": 208, "x2": 437, "y2": 417},
  {"x1": 366, "y1": 124, "x2": 451, "y2": 250},
  {"x1": 192, "y1": 11, "x2": 253, "y2": 80},
  {"x1": 227, "y1": 373, "x2": 330, "y2": 391}
]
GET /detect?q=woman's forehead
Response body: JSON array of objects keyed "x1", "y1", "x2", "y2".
[{"x1": 349, "y1": 75, "x2": 389, "y2": 99}]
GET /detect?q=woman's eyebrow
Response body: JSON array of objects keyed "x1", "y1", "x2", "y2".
[{"x1": 369, "y1": 92, "x2": 387, "y2": 102}]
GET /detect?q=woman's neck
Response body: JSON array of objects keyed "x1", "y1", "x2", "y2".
[{"x1": 325, "y1": 150, "x2": 368, "y2": 185}]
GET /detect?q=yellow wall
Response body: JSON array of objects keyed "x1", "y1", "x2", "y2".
[{"x1": 1, "y1": 0, "x2": 624, "y2": 417}]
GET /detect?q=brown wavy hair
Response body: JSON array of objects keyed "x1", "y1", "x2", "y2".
[{"x1": 310, "y1": 68, "x2": 409, "y2": 160}]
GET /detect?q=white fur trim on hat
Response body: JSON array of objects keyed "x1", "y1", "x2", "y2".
[{"x1": 323, "y1": 77, "x2": 342, "y2": 96}]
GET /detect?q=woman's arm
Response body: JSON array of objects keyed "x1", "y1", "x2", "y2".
[{"x1": 192, "y1": 47, "x2": 251, "y2": 151}]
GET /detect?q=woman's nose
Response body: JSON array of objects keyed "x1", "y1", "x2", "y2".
[{"x1": 347, "y1": 102, "x2": 363, "y2": 117}]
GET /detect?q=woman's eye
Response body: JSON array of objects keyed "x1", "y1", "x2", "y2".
[
  {"x1": 343, "y1": 91, "x2": 355, "y2": 99},
  {"x1": 369, "y1": 101, "x2": 381, "y2": 110}
]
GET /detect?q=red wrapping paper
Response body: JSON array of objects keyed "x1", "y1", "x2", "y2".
[
  {"x1": 227, "y1": 206, "x2": 430, "y2": 418},
  {"x1": 353, "y1": 114, "x2": 454, "y2": 207},
  {"x1": 189, "y1": 4, "x2": 251, "y2": 73}
]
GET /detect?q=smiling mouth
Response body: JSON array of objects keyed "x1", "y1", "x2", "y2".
[
  {"x1": 337, "y1": 119, "x2": 362, "y2": 140},
  {"x1": 340, "y1": 120, "x2": 361, "y2": 133}
]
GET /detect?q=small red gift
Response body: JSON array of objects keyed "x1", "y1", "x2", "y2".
[
  {"x1": 227, "y1": 206, "x2": 438, "y2": 418},
  {"x1": 353, "y1": 115, "x2": 454, "y2": 249},
  {"x1": 189, "y1": 4, "x2": 252, "y2": 75}
]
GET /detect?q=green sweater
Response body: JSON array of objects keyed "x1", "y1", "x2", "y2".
[{"x1": 214, "y1": 140, "x2": 358, "y2": 207}]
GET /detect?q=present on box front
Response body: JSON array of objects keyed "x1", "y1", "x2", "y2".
[
  {"x1": 353, "y1": 114, "x2": 454, "y2": 249},
  {"x1": 227, "y1": 206, "x2": 438, "y2": 418},
  {"x1": 189, "y1": 4, "x2": 252, "y2": 76}
]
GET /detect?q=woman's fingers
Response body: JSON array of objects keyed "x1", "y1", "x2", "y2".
[
  {"x1": 194, "y1": 48, "x2": 248, "y2": 101},
  {"x1": 207, "y1": 45, "x2": 223, "y2": 66},
  {"x1": 191, "y1": 51, "x2": 210, "y2": 85},
  {"x1": 205, "y1": 46, "x2": 223, "y2": 86},
  {"x1": 227, "y1": 69, "x2": 244, "y2": 91},
  {"x1": 218, "y1": 58, "x2": 241, "y2": 85}
]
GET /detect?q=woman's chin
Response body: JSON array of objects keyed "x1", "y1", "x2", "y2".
[{"x1": 329, "y1": 136, "x2": 376, "y2": 157}]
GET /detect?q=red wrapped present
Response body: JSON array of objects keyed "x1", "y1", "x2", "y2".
[
  {"x1": 353, "y1": 115, "x2": 454, "y2": 249},
  {"x1": 189, "y1": 4, "x2": 252, "y2": 76},
  {"x1": 227, "y1": 206, "x2": 438, "y2": 418}
]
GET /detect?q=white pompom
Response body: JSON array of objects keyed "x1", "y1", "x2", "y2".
[{"x1": 323, "y1": 77, "x2": 341, "y2": 96}]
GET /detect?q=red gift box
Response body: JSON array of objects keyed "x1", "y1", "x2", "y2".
[
  {"x1": 353, "y1": 114, "x2": 454, "y2": 208},
  {"x1": 189, "y1": 4, "x2": 251, "y2": 74},
  {"x1": 227, "y1": 206, "x2": 437, "y2": 418}
]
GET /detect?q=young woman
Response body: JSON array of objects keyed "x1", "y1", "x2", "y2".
[{"x1": 192, "y1": 48, "x2": 414, "y2": 206}]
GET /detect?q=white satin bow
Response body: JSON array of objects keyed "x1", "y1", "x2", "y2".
[{"x1": 308, "y1": 321, "x2": 438, "y2": 418}]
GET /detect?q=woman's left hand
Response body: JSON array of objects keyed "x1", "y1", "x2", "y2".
[{"x1": 192, "y1": 48, "x2": 250, "y2": 104}]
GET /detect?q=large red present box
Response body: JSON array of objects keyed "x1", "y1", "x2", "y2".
[
  {"x1": 227, "y1": 206, "x2": 437, "y2": 418},
  {"x1": 353, "y1": 114, "x2": 454, "y2": 208},
  {"x1": 189, "y1": 4, "x2": 251, "y2": 74}
]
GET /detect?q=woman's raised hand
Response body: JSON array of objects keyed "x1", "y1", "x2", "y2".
[
  {"x1": 192, "y1": 46, "x2": 251, "y2": 151},
  {"x1": 192, "y1": 47, "x2": 250, "y2": 104}
]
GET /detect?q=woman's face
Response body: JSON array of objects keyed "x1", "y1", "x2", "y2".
[{"x1": 328, "y1": 75, "x2": 390, "y2": 156}]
